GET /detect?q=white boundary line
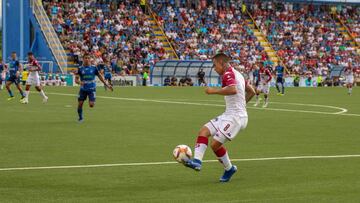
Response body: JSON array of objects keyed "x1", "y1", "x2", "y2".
[
  {"x1": 46, "y1": 92, "x2": 359, "y2": 117},
  {"x1": 0, "y1": 154, "x2": 359, "y2": 172}
]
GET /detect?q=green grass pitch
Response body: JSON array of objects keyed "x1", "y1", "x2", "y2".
[{"x1": 0, "y1": 86, "x2": 359, "y2": 202}]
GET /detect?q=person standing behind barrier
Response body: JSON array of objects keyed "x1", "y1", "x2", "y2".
[
  {"x1": 143, "y1": 70, "x2": 149, "y2": 86},
  {"x1": 197, "y1": 68, "x2": 206, "y2": 86}
]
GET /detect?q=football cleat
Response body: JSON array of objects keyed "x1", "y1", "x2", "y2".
[
  {"x1": 21, "y1": 98, "x2": 29, "y2": 104},
  {"x1": 220, "y1": 165, "x2": 237, "y2": 182},
  {"x1": 43, "y1": 96, "x2": 48, "y2": 103},
  {"x1": 184, "y1": 159, "x2": 202, "y2": 171}
]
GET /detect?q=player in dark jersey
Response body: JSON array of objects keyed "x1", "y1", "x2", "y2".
[
  {"x1": 99, "y1": 61, "x2": 112, "y2": 91},
  {"x1": 5, "y1": 52, "x2": 26, "y2": 101},
  {"x1": 252, "y1": 66, "x2": 260, "y2": 88},
  {"x1": 275, "y1": 64, "x2": 285, "y2": 96},
  {"x1": 75, "y1": 54, "x2": 113, "y2": 122}
]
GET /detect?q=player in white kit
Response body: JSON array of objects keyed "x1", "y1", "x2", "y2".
[
  {"x1": 344, "y1": 64, "x2": 354, "y2": 95},
  {"x1": 254, "y1": 63, "x2": 272, "y2": 108},
  {"x1": 21, "y1": 52, "x2": 48, "y2": 104},
  {"x1": 185, "y1": 53, "x2": 256, "y2": 182}
]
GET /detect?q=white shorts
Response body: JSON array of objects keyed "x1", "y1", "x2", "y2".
[
  {"x1": 257, "y1": 83, "x2": 270, "y2": 94},
  {"x1": 346, "y1": 76, "x2": 354, "y2": 84},
  {"x1": 1, "y1": 72, "x2": 6, "y2": 81},
  {"x1": 26, "y1": 75, "x2": 41, "y2": 86},
  {"x1": 205, "y1": 114, "x2": 248, "y2": 144}
]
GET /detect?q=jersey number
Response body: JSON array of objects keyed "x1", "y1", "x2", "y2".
[{"x1": 224, "y1": 124, "x2": 230, "y2": 131}]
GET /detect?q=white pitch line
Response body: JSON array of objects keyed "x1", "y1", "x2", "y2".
[
  {"x1": 155, "y1": 99, "x2": 348, "y2": 114},
  {"x1": 47, "y1": 92, "x2": 358, "y2": 117},
  {"x1": 0, "y1": 154, "x2": 359, "y2": 172}
]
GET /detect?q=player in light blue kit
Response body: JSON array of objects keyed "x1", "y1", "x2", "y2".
[
  {"x1": 75, "y1": 54, "x2": 113, "y2": 122},
  {"x1": 5, "y1": 52, "x2": 26, "y2": 101}
]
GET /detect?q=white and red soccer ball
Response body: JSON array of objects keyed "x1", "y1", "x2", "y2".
[{"x1": 173, "y1": 145, "x2": 192, "y2": 163}]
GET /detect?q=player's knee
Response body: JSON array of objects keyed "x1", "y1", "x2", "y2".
[
  {"x1": 89, "y1": 103, "x2": 95, "y2": 108},
  {"x1": 198, "y1": 127, "x2": 211, "y2": 138}
]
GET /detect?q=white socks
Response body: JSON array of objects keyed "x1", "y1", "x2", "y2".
[
  {"x1": 39, "y1": 90, "x2": 47, "y2": 99},
  {"x1": 215, "y1": 147, "x2": 232, "y2": 171},
  {"x1": 194, "y1": 136, "x2": 208, "y2": 161}
]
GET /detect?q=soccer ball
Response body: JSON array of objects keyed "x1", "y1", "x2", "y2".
[{"x1": 173, "y1": 145, "x2": 192, "y2": 163}]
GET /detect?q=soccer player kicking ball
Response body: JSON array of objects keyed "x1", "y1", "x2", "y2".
[
  {"x1": 75, "y1": 54, "x2": 113, "y2": 122},
  {"x1": 22, "y1": 52, "x2": 48, "y2": 104},
  {"x1": 185, "y1": 53, "x2": 256, "y2": 182},
  {"x1": 5, "y1": 52, "x2": 26, "y2": 101}
]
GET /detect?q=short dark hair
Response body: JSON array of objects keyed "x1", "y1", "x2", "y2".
[
  {"x1": 83, "y1": 53, "x2": 91, "y2": 58},
  {"x1": 212, "y1": 53, "x2": 231, "y2": 64},
  {"x1": 28, "y1": 52, "x2": 34, "y2": 56},
  {"x1": 11, "y1": 51, "x2": 17, "y2": 54}
]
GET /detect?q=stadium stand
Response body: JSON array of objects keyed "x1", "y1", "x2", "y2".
[
  {"x1": 249, "y1": 1, "x2": 360, "y2": 76},
  {"x1": 42, "y1": 0, "x2": 169, "y2": 75},
  {"x1": 40, "y1": 0, "x2": 359, "y2": 80}
]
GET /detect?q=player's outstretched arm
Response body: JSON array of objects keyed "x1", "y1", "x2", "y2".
[
  {"x1": 98, "y1": 73, "x2": 113, "y2": 91},
  {"x1": 205, "y1": 86, "x2": 237, "y2": 95},
  {"x1": 245, "y1": 83, "x2": 256, "y2": 103}
]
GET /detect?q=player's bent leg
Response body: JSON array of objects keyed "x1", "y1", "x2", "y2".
[
  {"x1": 211, "y1": 139, "x2": 237, "y2": 182},
  {"x1": 184, "y1": 126, "x2": 212, "y2": 171},
  {"x1": 77, "y1": 100, "x2": 84, "y2": 122},
  {"x1": 254, "y1": 91, "x2": 260, "y2": 107},
  {"x1": 276, "y1": 82, "x2": 281, "y2": 94},
  {"x1": 16, "y1": 84, "x2": 25, "y2": 99},
  {"x1": 21, "y1": 85, "x2": 31, "y2": 104},
  {"x1": 348, "y1": 83, "x2": 353, "y2": 95},
  {"x1": 35, "y1": 86, "x2": 48, "y2": 103},
  {"x1": 5, "y1": 81, "x2": 14, "y2": 100},
  {"x1": 263, "y1": 95, "x2": 268, "y2": 108}
]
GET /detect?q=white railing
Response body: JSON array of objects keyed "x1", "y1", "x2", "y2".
[{"x1": 31, "y1": 0, "x2": 67, "y2": 73}]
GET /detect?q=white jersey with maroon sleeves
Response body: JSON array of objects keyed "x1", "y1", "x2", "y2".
[
  {"x1": 344, "y1": 67, "x2": 354, "y2": 84},
  {"x1": 26, "y1": 59, "x2": 41, "y2": 86},
  {"x1": 259, "y1": 68, "x2": 272, "y2": 84},
  {"x1": 256, "y1": 68, "x2": 272, "y2": 94},
  {"x1": 204, "y1": 66, "x2": 249, "y2": 144},
  {"x1": 222, "y1": 66, "x2": 248, "y2": 118}
]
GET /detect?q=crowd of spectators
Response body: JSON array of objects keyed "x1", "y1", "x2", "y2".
[
  {"x1": 152, "y1": 1, "x2": 270, "y2": 72},
  {"x1": 250, "y1": 1, "x2": 360, "y2": 77},
  {"x1": 42, "y1": 0, "x2": 167, "y2": 75},
  {"x1": 42, "y1": 0, "x2": 359, "y2": 80},
  {"x1": 337, "y1": 5, "x2": 360, "y2": 45}
]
